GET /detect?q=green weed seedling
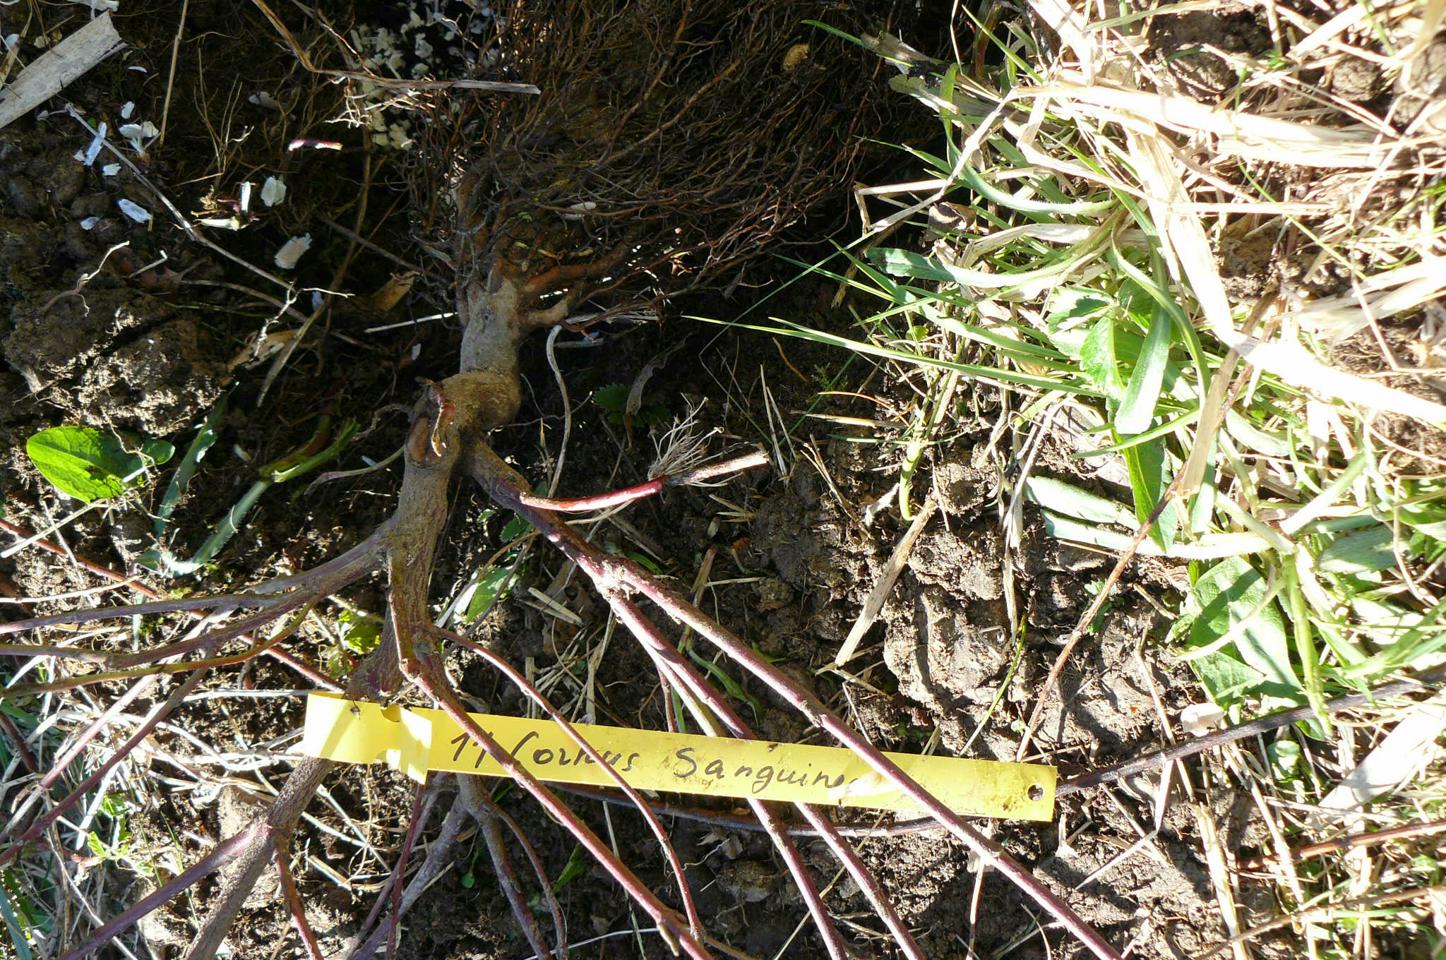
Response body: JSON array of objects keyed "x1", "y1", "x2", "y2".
[
  {"x1": 141, "y1": 409, "x2": 358, "y2": 577},
  {"x1": 26, "y1": 426, "x2": 174, "y2": 504}
]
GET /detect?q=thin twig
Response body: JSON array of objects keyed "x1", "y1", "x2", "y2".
[{"x1": 274, "y1": 841, "x2": 325, "y2": 960}]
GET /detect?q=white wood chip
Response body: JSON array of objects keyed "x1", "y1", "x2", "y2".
[
  {"x1": 260, "y1": 176, "x2": 286, "y2": 207},
  {"x1": 0, "y1": 14, "x2": 124, "y2": 130},
  {"x1": 273, "y1": 234, "x2": 312, "y2": 269},
  {"x1": 117, "y1": 198, "x2": 151, "y2": 223}
]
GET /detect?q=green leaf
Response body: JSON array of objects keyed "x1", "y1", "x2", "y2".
[
  {"x1": 551, "y1": 845, "x2": 588, "y2": 893},
  {"x1": 1186, "y1": 558, "x2": 1300, "y2": 703},
  {"x1": 686, "y1": 649, "x2": 763, "y2": 717},
  {"x1": 500, "y1": 514, "x2": 531, "y2": 542},
  {"x1": 1121, "y1": 438, "x2": 1177, "y2": 551},
  {"x1": 1024, "y1": 476, "x2": 1136, "y2": 528},
  {"x1": 1115, "y1": 304, "x2": 1172, "y2": 434},
  {"x1": 593, "y1": 383, "x2": 630, "y2": 414},
  {"x1": 1188, "y1": 650, "x2": 1266, "y2": 705},
  {"x1": 26, "y1": 427, "x2": 174, "y2": 503},
  {"x1": 1318, "y1": 524, "x2": 1399, "y2": 574},
  {"x1": 462, "y1": 563, "x2": 517, "y2": 624},
  {"x1": 1080, "y1": 317, "x2": 1128, "y2": 400},
  {"x1": 0, "y1": 881, "x2": 35, "y2": 960},
  {"x1": 338, "y1": 610, "x2": 382, "y2": 655}
]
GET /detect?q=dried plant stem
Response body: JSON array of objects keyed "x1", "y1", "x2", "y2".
[
  {"x1": 0, "y1": 517, "x2": 342, "y2": 690},
  {"x1": 0, "y1": 666, "x2": 210, "y2": 870},
  {"x1": 58, "y1": 819, "x2": 270, "y2": 960}
]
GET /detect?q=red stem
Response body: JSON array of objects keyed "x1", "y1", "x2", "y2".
[
  {"x1": 436, "y1": 625, "x2": 705, "y2": 940},
  {"x1": 609, "y1": 595, "x2": 921, "y2": 960},
  {"x1": 511, "y1": 450, "x2": 769, "y2": 514},
  {"x1": 275, "y1": 842, "x2": 326, "y2": 960},
  {"x1": 387, "y1": 781, "x2": 432, "y2": 960},
  {"x1": 346, "y1": 799, "x2": 472, "y2": 960},
  {"x1": 469, "y1": 443, "x2": 1122, "y2": 960},
  {"x1": 478, "y1": 788, "x2": 569, "y2": 960},
  {"x1": 409, "y1": 647, "x2": 713, "y2": 959}
]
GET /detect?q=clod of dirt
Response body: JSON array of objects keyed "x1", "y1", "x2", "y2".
[
  {"x1": 1395, "y1": 37, "x2": 1446, "y2": 135},
  {"x1": 1328, "y1": 58, "x2": 1385, "y2": 103},
  {"x1": 4, "y1": 290, "x2": 226, "y2": 435},
  {"x1": 4, "y1": 287, "x2": 149, "y2": 384},
  {"x1": 75, "y1": 316, "x2": 227, "y2": 435},
  {"x1": 1146, "y1": 7, "x2": 1271, "y2": 101},
  {"x1": 884, "y1": 586, "x2": 1012, "y2": 714},
  {"x1": 214, "y1": 786, "x2": 281, "y2": 910},
  {"x1": 1218, "y1": 230, "x2": 1278, "y2": 302}
]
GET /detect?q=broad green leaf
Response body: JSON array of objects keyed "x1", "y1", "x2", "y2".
[
  {"x1": 1115, "y1": 304, "x2": 1172, "y2": 434},
  {"x1": 1186, "y1": 557, "x2": 1299, "y2": 703},
  {"x1": 500, "y1": 514, "x2": 531, "y2": 541},
  {"x1": 1318, "y1": 524, "x2": 1398, "y2": 574},
  {"x1": 1188, "y1": 650, "x2": 1266, "y2": 705},
  {"x1": 1079, "y1": 317, "x2": 1120, "y2": 397},
  {"x1": 338, "y1": 610, "x2": 382, "y2": 655},
  {"x1": 462, "y1": 563, "x2": 517, "y2": 624},
  {"x1": 1025, "y1": 476, "x2": 1135, "y2": 527},
  {"x1": 1122, "y1": 438, "x2": 1177, "y2": 551},
  {"x1": 26, "y1": 427, "x2": 174, "y2": 503}
]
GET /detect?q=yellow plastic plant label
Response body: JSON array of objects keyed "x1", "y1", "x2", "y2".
[{"x1": 300, "y1": 693, "x2": 1056, "y2": 820}]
